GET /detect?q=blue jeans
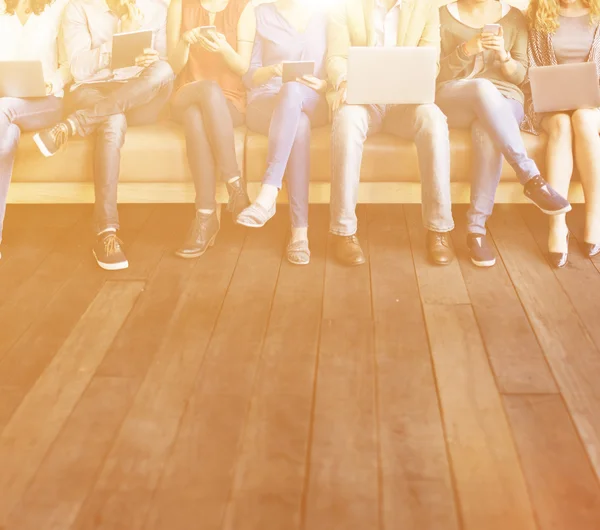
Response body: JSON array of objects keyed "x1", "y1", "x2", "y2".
[
  {"x1": 247, "y1": 82, "x2": 328, "y2": 228},
  {"x1": 330, "y1": 102, "x2": 453, "y2": 236},
  {"x1": 436, "y1": 79, "x2": 539, "y2": 235},
  {"x1": 66, "y1": 61, "x2": 174, "y2": 233},
  {"x1": 0, "y1": 96, "x2": 63, "y2": 243}
]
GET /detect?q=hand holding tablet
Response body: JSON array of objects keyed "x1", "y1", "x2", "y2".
[{"x1": 110, "y1": 29, "x2": 154, "y2": 70}]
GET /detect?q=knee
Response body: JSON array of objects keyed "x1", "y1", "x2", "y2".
[
  {"x1": 332, "y1": 105, "x2": 368, "y2": 144},
  {"x1": 196, "y1": 80, "x2": 225, "y2": 107},
  {"x1": 414, "y1": 104, "x2": 449, "y2": 140},
  {"x1": 97, "y1": 114, "x2": 127, "y2": 147},
  {"x1": 295, "y1": 113, "x2": 311, "y2": 139},
  {"x1": 468, "y1": 78, "x2": 499, "y2": 103},
  {"x1": 146, "y1": 60, "x2": 175, "y2": 87},
  {"x1": 571, "y1": 108, "x2": 599, "y2": 135},
  {"x1": 278, "y1": 82, "x2": 305, "y2": 108},
  {"x1": 545, "y1": 113, "x2": 572, "y2": 141}
]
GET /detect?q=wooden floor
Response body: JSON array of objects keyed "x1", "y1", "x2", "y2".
[{"x1": 0, "y1": 203, "x2": 600, "y2": 530}]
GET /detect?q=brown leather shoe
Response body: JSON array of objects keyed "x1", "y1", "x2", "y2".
[
  {"x1": 335, "y1": 235, "x2": 366, "y2": 266},
  {"x1": 426, "y1": 230, "x2": 454, "y2": 265}
]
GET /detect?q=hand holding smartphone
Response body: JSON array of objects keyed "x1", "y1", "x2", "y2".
[{"x1": 482, "y1": 23, "x2": 501, "y2": 36}]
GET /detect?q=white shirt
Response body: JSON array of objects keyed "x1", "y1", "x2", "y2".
[
  {"x1": 374, "y1": 0, "x2": 402, "y2": 47},
  {"x1": 0, "y1": 0, "x2": 70, "y2": 97},
  {"x1": 62, "y1": 0, "x2": 168, "y2": 87}
]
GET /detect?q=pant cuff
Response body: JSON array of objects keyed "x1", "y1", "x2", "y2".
[
  {"x1": 329, "y1": 226, "x2": 357, "y2": 237},
  {"x1": 423, "y1": 222, "x2": 455, "y2": 233}
]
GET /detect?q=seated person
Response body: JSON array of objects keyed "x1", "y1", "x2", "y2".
[
  {"x1": 523, "y1": 0, "x2": 600, "y2": 268},
  {"x1": 0, "y1": 0, "x2": 70, "y2": 260},
  {"x1": 236, "y1": 0, "x2": 328, "y2": 266},
  {"x1": 437, "y1": 0, "x2": 571, "y2": 268},
  {"x1": 328, "y1": 0, "x2": 455, "y2": 267},
  {"x1": 33, "y1": 0, "x2": 174, "y2": 271},
  {"x1": 168, "y1": 0, "x2": 254, "y2": 259}
]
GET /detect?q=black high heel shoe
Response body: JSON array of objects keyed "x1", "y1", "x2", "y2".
[
  {"x1": 584, "y1": 242, "x2": 600, "y2": 258},
  {"x1": 549, "y1": 232, "x2": 569, "y2": 269}
]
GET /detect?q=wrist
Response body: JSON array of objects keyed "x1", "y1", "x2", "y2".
[{"x1": 498, "y1": 50, "x2": 511, "y2": 63}]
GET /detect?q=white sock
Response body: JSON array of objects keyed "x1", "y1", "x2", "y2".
[
  {"x1": 197, "y1": 208, "x2": 214, "y2": 215},
  {"x1": 227, "y1": 176, "x2": 240, "y2": 184},
  {"x1": 255, "y1": 184, "x2": 278, "y2": 210},
  {"x1": 97, "y1": 228, "x2": 116, "y2": 237},
  {"x1": 291, "y1": 227, "x2": 308, "y2": 243}
]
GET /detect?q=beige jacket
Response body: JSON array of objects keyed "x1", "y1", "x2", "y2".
[{"x1": 326, "y1": 0, "x2": 442, "y2": 93}]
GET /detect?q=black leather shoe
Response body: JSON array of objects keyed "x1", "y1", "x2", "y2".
[
  {"x1": 226, "y1": 178, "x2": 251, "y2": 221},
  {"x1": 426, "y1": 231, "x2": 454, "y2": 265},
  {"x1": 334, "y1": 235, "x2": 366, "y2": 266},
  {"x1": 584, "y1": 242, "x2": 600, "y2": 258},
  {"x1": 549, "y1": 232, "x2": 569, "y2": 269},
  {"x1": 175, "y1": 210, "x2": 220, "y2": 259}
]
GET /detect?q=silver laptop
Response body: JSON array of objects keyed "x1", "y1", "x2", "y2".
[
  {"x1": 346, "y1": 47, "x2": 437, "y2": 105},
  {"x1": 0, "y1": 61, "x2": 46, "y2": 98},
  {"x1": 529, "y1": 62, "x2": 600, "y2": 113}
]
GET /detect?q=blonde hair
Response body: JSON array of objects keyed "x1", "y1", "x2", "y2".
[{"x1": 528, "y1": 0, "x2": 600, "y2": 33}]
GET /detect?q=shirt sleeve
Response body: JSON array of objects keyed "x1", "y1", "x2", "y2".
[
  {"x1": 62, "y1": 0, "x2": 112, "y2": 83},
  {"x1": 243, "y1": 29, "x2": 263, "y2": 88},
  {"x1": 503, "y1": 13, "x2": 528, "y2": 86},
  {"x1": 49, "y1": 26, "x2": 72, "y2": 94}
]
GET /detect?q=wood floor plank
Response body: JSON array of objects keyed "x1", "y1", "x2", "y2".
[
  {"x1": 0, "y1": 206, "x2": 86, "y2": 310},
  {"x1": 5, "y1": 376, "x2": 138, "y2": 530},
  {"x1": 566, "y1": 205, "x2": 600, "y2": 275},
  {"x1": 0, "y1": 281, "x2": 143, "y2": 525},
  {"x1": 109, "y1": 204, "x2": 191, "y2": 281},
  {"x1": 0, "y1": 216, "x2": 96, "y2": 360},
  {"x1": 404, "y1": 205, "x2": 470, "y2": 305},
  {"x1": 145, "y1": 215, "x2": 286, "y2": 530},
  {"x1": 488, "y1": 206, "x2": 600, "y2": 479},
  {"x1": 451, "y1": 206, "x2": 557, "y2": 394},
  {"x1": 304, "y1": 319, "x2": 379, "y2": 530},
  {"x1": 221, "y1": 206, "x2": 327, "y2": 530},
  {"x1": 69, "y1": 221, "x2": 246, "y2": 530},
  {"x1": 521, "y1": 205, "x2": 600, "y2": 351},
  {"x1": 322, "y1": 204, "x2": 372, "y2": 320},
  {"x1": 504, "y1": 394, "x2": 600, "y2": 530},
  {"x1": 0, "y1": 206, "x2": 153, "y2": 433},
  {"x1": 367, "y1": 205, "x2": 459, "y2": 530},
  {"x1": 424, "y1": 304, "x2": 537, "y2": 530}
]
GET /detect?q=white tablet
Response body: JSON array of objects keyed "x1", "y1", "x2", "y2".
[
  {"x1": 111, "y1": 30, "x2": 154, "y2": 70},
  {"x1": 0, "y1": 61, "x2": 46, "y2": 98}
]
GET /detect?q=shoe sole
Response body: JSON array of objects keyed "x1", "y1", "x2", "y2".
[
  {"x1": 174, "y1": 235, "x2": 217, "y2": 259},
  {"x1": 93, "y1": 251, "x2": 129, "y2": 271},
  {"x1": 525, "y1": 196, "x2": 572, "y2": 216},
  {"x1": 32, "y1": 133, "x2": 55, "y2": 158},
  {"x1": 236, "y1": 218, "x2": 267, "y2": 228},
  {"x1": 471, "y1": 257, "x2": 496, "y2": 268}
]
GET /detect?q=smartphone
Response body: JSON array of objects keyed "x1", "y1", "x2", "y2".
[
  {"x1": 482, "y1": 23, "x2": 501, "y2": 35},
  {"x1": 198, "y1": 25, "x2": 217, "y2": 38},
  {"x1": 282, "y1": 61, "x2": 315, "y2": 83}
]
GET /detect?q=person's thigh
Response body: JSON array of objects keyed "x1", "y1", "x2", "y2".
[
  {"x1": 127, "y1": 83, "x2": 171, "y2": 126},
  {"x1": 0, "y1": 96, "x2": 63, "y2": 131},
  {"x1": 65, "y1": 84, "x2": 111, "y2": 114},
  {"x1": 383, "y1": 103, "x2": 447, "y2": 139},
  {"x1": 246, "y1": 93, "x2": 278, "y2": 135},
  {"x1": 435, "y1": 80, "x2": 479, "y2": 129}
]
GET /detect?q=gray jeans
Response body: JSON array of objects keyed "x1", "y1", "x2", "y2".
[
  {"x1": 0, "y1": 96, "x2": 63, "y2": 243},
  {"x1": 330, "y1": 102, "x2": 454, "y2": 236},
  {"x1": 436, "y1": 79, "x2": 539, "y2": 235},
  {"x1": 66, "y1": 60, "x2": 174, "y2": 233}
]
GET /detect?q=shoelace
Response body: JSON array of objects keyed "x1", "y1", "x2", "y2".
[
  {"x1": 347, "y1": 235, "x2": 360, "y2": 245},
  {"x1": 50, "y1": 123, "x2": 70, "y2": 149},
  {"x1": 103, "y1": 234, "x2": 123, "y2": 256},
  {"x1": 434, "y1": 233, "x2": 450, "y2": 248}
]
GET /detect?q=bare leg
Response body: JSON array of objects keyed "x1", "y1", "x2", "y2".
[
  {"x1": 571, "y1": 108, "x2": 600, "y2": 245},
  {"x1": 541, "y1": 113, "x2": 573, "y2": 252}
]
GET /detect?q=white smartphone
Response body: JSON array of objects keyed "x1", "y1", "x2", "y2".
[
  {"x1": 482, "y1": 23, "x2": 501, "y2": 35},
  {"x1": 198, "y1": 25, "x2": 217, "y2": 38},
  {"x1": 282, "y1": 61, "x2": 315, "y2": 83}
]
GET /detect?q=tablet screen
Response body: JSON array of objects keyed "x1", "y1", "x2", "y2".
[{"x1": 111, "y1": 30, "x2": 154, "y2": 70}]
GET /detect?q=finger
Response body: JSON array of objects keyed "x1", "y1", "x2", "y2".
[
  {"x1": 498, "y1": 25, "x2": 504, "y2": 37},
  {"x1": 143, "y1": 48, "x2": 158, "y2": 56}
]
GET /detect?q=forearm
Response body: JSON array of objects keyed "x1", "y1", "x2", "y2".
[
  {"x1": 500, "y1": 56, "x2": 526, "y2": 84},
  {"x1": 169, "y1": 38, "x2": 191, "y2": 75},
  {"x1": 251, "y1": 65, "x2": 275, "y2": 87},
  {"x1": 222, "y1": 50, "x2": 249, "y2": 77}
]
